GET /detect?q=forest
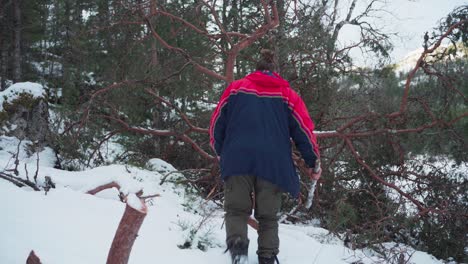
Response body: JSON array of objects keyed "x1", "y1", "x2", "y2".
[{"x1": 0, "y1": 0, "x2": 467, "y2": 263}]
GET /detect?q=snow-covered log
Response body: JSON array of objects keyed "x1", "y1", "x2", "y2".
[
  {"x1": 106, "y1": 194, "x2": 147, "y2": 264},
  {"x1": 86, "y1": 181, "x2": 149, "y2": 264}
]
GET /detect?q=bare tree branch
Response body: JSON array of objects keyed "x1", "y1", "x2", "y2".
[{"x1": 388, "y1": 19, "x2": 468, "y2": 119}]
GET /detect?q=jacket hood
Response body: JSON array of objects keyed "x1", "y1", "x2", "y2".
[{"x1": 245, "y1": 71, "x2": 289, "y2": 88}]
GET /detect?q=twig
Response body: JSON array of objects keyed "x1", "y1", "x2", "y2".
[
  {"x1": 34, "y1": 151, "x2": 40, "y2": 183},
  {"x1": 279, "y1": 204, "x2": 300, "y2": 223},
  {"x1": 387, "y1": 19, "x2": 467, "y2": 119},
  {"x1": 0, "y1": 173, "x2": 25, "y2": 188},
  {"x1": 24, "y1": 163, "x2": 29, "y2": 181},
  {"x1": 13, "y1": 138, "x2": 22, "y2": 176},
  {"x1": 140, "y1": 194, "x2": 161, "y2": 199},
  {"x1": 159, "y1": 168, "x2": 210, "y2": 185},
  {"x1": 0, "y1": 171, "x2": 40, "y2": 191}
]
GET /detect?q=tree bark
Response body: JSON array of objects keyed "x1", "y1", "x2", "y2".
[
  {"x1": 12, "y1": 0, "x2": 21, "y2": 82},
  {"x1": 106, "y1": 201, "x2": 147, "y2": 264},
  {"x1": 149, "y1": 0, "x2": 159, "y2": 67},
  {"x1": 0, "y1": 0, "x2": 11, "y2": 90},
  {"x1": 1, "y1": 44, "x2": 7, "y2": 90},
  {"x1": 0, "y1": 17, "x2": 6, "y2": 91},
  {"x1": 274, "y1": 0, "x2": 287, "y2": 75},
  {"x1": 86, "y1": 181, "x2": 121, "y2": 195}
]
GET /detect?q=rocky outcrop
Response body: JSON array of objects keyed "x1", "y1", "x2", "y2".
[{"x1": 0, "y1": 82, "x2": 49, "y2": 145}]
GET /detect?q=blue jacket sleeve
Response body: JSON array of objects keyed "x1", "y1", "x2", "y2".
[
  {"x1": 288, "y1": 92, "x2": 320, "y2": 169},
  {"x1": 209, "y1": 85, "x2": 233, "y2": 156}
]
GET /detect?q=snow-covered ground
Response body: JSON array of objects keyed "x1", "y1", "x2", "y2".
[{"x1": 0, "y1": 136, "x2": 444, "y2": 264}]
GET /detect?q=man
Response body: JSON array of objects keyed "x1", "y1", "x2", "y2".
[{"x1": 209, "y1": 50, "x2": 321, "y2": 264}]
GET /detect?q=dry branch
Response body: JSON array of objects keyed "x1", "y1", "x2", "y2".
[
  {"x1": 388, "y1": 19, "x2": 467, "y2": 119},
  {"x1": 86, "y1": 181, "x2": 121, "y2": 195},
  {"x1": 248, "y1": 216, "x2": 259, "y2": 230},
  {"x1": 344, "y1": 138, "x2": 426, "y2": 212},
  {"x1": 0, "y1": 172, "x2": 40, "y2": 191}
]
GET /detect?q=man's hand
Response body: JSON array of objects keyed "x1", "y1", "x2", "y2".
[{"x1": 308, "y1": 167, "x2": 322, "y2": 181}]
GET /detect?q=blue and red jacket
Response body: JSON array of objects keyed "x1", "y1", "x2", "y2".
[{"x1": 209, "y1": 71, "x2": 320, "y2": 197}]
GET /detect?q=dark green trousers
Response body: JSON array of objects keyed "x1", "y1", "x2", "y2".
[{"x1": 224, "y1": 175, "x2": 282, "y2": 258}]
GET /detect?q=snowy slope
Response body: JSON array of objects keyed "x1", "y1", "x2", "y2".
[
  {"x1": 0, "y1": 136, "x2": 443, "y2": 264},
  {"x1": 394, "y1": 43, "x2": 467, "y2": 73}
]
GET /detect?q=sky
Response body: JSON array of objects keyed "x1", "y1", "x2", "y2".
[{"x1": 336, "y1": 0, "x2": 467, "y2": 66}]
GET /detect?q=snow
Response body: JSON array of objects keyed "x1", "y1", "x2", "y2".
[
  {"x1": 395, "y1": 48, "x2": 425, "y2": 73},
  {"x1": 54, "y1": 134, "x2": 127, "y2": 171},
  {"x1": 381, "y1": 154, "x2": 468, "y2": 216},
  {"x1": 31, "y1": 61, "x2": 63, "y2": 76},
  {"x1": 410, "y1": 155, "x2": 468, "y2": 178},
  {"x1": 315, "y1": 130, "x2": 337, "y2": 135},
  {"x1": 0, "y1": 136, "x2": 57, "y2": 169},
  {"x1": 394, "y1": 43, "x2": 467, "y2": 73},
  {"x1": 83, "y1": 72, "x2": 97, "y2": 85},
  {"x1": 0, "y1": 136, "x2": 446, "y2": 264},
  {"x1": 378, "y1": 243, "x2": 444, "y2": 264},
  {"x1": 0, "y1": 82, "x2": 46, "y2": 111},
  {"x1": 126, "y1": 193, "x2": 146, "y2": 212},
  {"x1": 147, "y1": 158, "x2": 177, "y2": 173}
]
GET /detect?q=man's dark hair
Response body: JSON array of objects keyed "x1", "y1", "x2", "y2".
[{"x1": 256, "y1": 49, "x2": 277, "y2": 72}]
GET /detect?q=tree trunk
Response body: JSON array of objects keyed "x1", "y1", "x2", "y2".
[
  {"x1": 97, "y1": 0, "x2": 110, "y2": 53},
  {"x1": 274, "y1": 0, "x2": 287, "y2": 75},
  {"x1": 0, "y1": 16, "x2": 6, "y2": 91},
  {"x1": 0, "y1": 0, "x2": 11, "y2": 90},
  {"x1": 12, "y1": 0, "x2": 21, "y2": 82},
  {"x1": 40, "y1": 1, "x2": 48, "y2": 78},
  {"x1": 149, "y1": 0, "x2": 158, "y2": 67},
  {"x1": 1, "y1": 45, "x2": 7, "y2": 90},
  {"x1": 106, "y1": 201, "x2": 147, "y2": 264}
]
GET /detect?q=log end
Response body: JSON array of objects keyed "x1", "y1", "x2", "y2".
[{"x1": 126, "y1": 193, "x2": 148, "y2": 214}]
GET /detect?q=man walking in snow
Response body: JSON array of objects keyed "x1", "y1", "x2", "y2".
[{"x1": 209, "y1": 49, "x2": 321, "y2": 264}]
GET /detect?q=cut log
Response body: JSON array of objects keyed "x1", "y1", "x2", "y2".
[
  {"x1": 106, "y1": 196, "x2": 147, "y2": 264},
  {"x1": 26, "y1": 250, "x2": 41, "y2": 264}
]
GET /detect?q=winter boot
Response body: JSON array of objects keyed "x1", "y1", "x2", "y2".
[
  {"x1": 258, "y1": 255, "x2": 280, "y2": 264},
  {"x1": 225, "y1": 236, "x2": 249, "y2": 264}
]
